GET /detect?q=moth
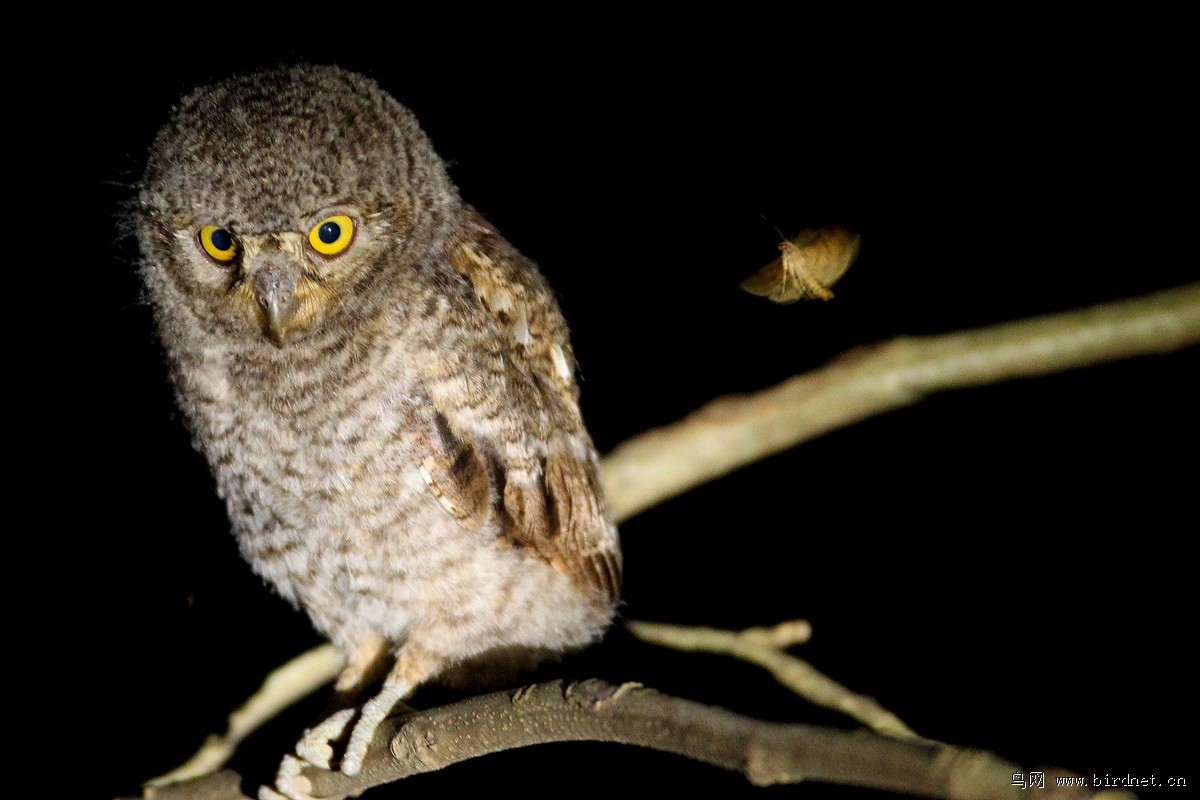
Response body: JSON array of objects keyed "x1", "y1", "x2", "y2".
[{"x1": 741, "y1": 225, "x2": 861, "y2": 303}]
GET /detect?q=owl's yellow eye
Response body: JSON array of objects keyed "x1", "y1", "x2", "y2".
[
  {"x1": 308, "y1": 215, "x2": 354, "y2": 256},
  {"x1": 199, "y1": 225, "x2": 238, "y2": 263}
]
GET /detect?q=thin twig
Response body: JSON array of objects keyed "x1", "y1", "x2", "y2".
[
  {"x1": 601, "y1": 283, "x2": 1200, "y2": 521},
  {"x1": 145, "y1": 644, "x2": 343, "y2": 790},
  {"x1": 624, "y1": 619, "x2": 918, "y2": 739}
]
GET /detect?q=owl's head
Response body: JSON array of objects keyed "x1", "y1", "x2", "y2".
[{"x1": 138, "y1": 65, "x2": 461, "y2": 348}]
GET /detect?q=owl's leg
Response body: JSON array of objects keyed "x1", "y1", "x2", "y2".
[
  {"x1": 294, "y1": 634, "x2": 388, "y2": 768},
  {"x1": 330, "y1": 633, "x2": 397, "y2": 717},
  {"x1": 262, "y1": 636, "x2": 394, "y2": 800},
  {"x1": 264, "y1": 642, "x2": 443, "y2": 797},
  {"x1": 339, "y1": 644, "x2": 446, "y2": 776}
]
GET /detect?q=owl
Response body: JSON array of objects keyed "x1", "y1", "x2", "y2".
[{"x1": 137, "y1": 65, "x2": 621, "y2": 794}]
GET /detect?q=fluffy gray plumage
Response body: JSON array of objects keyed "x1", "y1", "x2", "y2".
[{"x1": 138, "y1": 65, "x2": 620, "y2": 789}]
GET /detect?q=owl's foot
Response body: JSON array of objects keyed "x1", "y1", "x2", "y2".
[
  {"x1": 261, "y1": 690, "x2": 412, "y2": 799},
  {"x1": 295, "y1": 708, "x2": 356, "y2": 769},
  {"x1": 258, "y1": 709, "x2": 355, "y2": 800},
  {"x1": 263, "y1": 644, "x2": 434, "y2": 795},
  {"x1": 340, "y1": 682, "x2": 412, "y2": 776},
  {"x1": 259, "y1": 754, "x2": 317, "y2": 800},
  {"x1": 337, "y1": 645, "x2": 436, "y2": 775}
]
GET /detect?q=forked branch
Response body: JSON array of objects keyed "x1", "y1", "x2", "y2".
[{"x1": 624, "y1": 619, "x2": 918, "y2": 739}]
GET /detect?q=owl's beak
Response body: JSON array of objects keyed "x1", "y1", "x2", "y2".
[{"x1": 252, "y1": 263, "x2": 299, "y2": 346}]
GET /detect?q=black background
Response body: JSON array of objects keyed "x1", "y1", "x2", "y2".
[{"x1": 77, "y1": 21, "x2": 1193, "y2": 800}]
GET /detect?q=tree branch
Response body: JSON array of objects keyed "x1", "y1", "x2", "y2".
[
  {"x1": 144, "y1": 680, "x2": 1131, "y2": 800},
  {"x1": 306, "y1": 680, "x2": 986, "y2": 799},
  {"x1": 624, "y1": 619, "x2": 918, "y2": 740},
  {"x1": 601, "y1": 282, "x2": 1200, "y2": 522}
]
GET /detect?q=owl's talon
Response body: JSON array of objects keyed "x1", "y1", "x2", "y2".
[
  {"x1": 261, "y1": 754, "x2": 316, "y2": 800},
  {"x1": 295, "y1": 707, "x2": 356, "y2": 769}
]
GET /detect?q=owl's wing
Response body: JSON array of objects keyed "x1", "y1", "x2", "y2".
[{"x1": 417, "y1": 209, "x2": 621, "y2": 603}]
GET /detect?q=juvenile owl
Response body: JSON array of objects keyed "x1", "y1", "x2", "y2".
[{"x1": 138, "y1": 65, "x2": 621, "y2": 793}]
